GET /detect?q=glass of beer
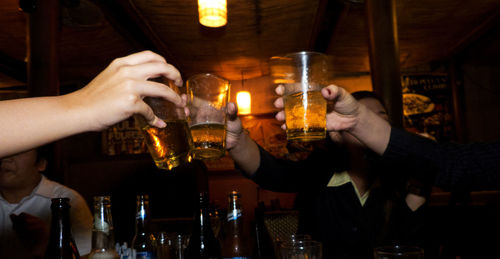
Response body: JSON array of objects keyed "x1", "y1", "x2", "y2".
[
  {"x1": 134, "y1": 79, "x2": 193, "y2": 170},
  {"x1": 270, "y1": 51, "x2": 331, "y2": 142},
  {"x1": 186, "y1": 73, "x2": 230, "y2": 160}
]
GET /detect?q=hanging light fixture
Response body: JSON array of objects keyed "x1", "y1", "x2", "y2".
[
  {"x1": 197, "y1": 0, "x2": 227, "y2": 28},
  {"x1": 236, "y1": 72, "x2": 251, "y2": 115}
]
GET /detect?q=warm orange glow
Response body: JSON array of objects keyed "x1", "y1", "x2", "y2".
[
  {"x1": 236, "y1": 91, "x2": 251, "y2": 115},
  {"x1": 198, "y1": 0, "x2": 227, "y2": 28}
]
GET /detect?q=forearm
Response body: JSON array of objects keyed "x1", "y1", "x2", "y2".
[
  {"x1": 348, "y1": 104, "x2": 392, "y2": 155},
  {"x1": 228, "y1": 131, "x2": 261, "y2": 176},
  {"x1": 0, "y1": 93, "x2": 88, "y2": 158}
]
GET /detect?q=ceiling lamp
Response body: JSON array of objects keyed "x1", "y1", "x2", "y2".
[
  {"x1": 237, "y1": 91, "x2": 251, "y2": 115},
  {"x1": 198, "y1": 0, "x2": 227, "y2": 28},
  {"x1": 236, "y1": 72, "x2": 251, "y2": 115}
]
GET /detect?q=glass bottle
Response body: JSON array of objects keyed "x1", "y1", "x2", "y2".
[
  {"x1": 132, "y1": 194, "x2": 157, "y2": 259},
  {"x1": 89, "y1": 196, "x2": 119, "y2": 259},
  {"x1": 220, "y1": 191, "x2": 252, "y2": 259},
  {"x1": 44, "y1": 197, "x2": 81, "y2": 259},
  {"x1": 185, "y1": 192, "x2": 221, "y2": 259}
]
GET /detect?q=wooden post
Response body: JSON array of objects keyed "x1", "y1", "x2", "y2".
[
  {"x1": 25, "y1": 0, "x2": 62, "y2": 180},
  {"x1": 366, "y1": 0, "x2": 403, "y2": 127},
  {"x1": 26, "y1": 0, "x2": 60, "y2": 97}
]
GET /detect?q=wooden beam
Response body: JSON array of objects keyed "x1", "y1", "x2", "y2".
[
  {"x1": 445, "y1": 12, "x2": 500, "y2": 61},
  {"x1": 308, "y1": 0, "x2": 345, "y2": 52},
  {"x1": 366, "y1": 0, "x2": 403, "y2": 127},
  {"x1": 92, "y1": 0, "x2": 180, "y2": 68}
]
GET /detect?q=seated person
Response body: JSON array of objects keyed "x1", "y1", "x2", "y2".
[
  {"x1": 225, "y1": 91, "x2": 429, "y2": 258},
  {"x1": 0, "y1": 145, "x2": 92, "y2": 258}
]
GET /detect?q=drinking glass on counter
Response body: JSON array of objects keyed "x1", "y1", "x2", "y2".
[
  {"x1": 134, "y1": 79, "x2": 193, "y2": 170},
  {"x1": 186, "y1": 73, "x2": 230, "y2": 160},
  {"x1": 279, "y1": 239, "x2": 322, "y2": 259},
  {"x1": 270, "y1": 51, "x2": 331, "y2": 142},
  {"x1": 374, "y1": 245, "x2": 424, "y2": 259}
]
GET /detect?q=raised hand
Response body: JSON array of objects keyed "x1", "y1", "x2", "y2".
[{"x1": 68, "y1": 50, "x2": 183, "y2": 131}]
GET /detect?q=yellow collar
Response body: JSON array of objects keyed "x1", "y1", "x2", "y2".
[{"x1": 327, "y1": 171, "x2": 370, "y2": 206}]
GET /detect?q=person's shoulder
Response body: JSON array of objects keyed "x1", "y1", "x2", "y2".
[{"x1": 40, "y1": 176, "x2": 86, "y2": 204}]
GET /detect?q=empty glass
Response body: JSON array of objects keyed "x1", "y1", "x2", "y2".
[
  {"x1": 374, "y1": 245, "x2": 424, "y2": 259},
  {"x1": 279, "y1": 240, "x2": 322, "y2": 259}
]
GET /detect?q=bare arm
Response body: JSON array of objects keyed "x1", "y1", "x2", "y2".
[{"x1": 0, "y1": 51, "x2": 183, "y2": 158}]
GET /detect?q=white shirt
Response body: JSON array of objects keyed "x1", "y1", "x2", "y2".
[{"x1": 0, "y1": 175, "x2": 92, "y2": 258}]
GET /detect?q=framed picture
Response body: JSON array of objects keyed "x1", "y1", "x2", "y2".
[{"x1": 401, "y1": 73, "x2": 455, "y2": 141}]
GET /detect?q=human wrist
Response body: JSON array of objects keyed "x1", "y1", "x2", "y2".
[{"x1": 227, "y1": 128, "x2": 248, "y2": 153}]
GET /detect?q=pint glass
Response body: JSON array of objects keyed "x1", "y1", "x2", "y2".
[
  {"x1": 134, "y1": 80, "x2": 193, "y2": 170},
  {"x1": 270, "y1": 51, "x2": 331, "y2": 142},
  {"x1": 186, "y1": 73, "x2": 230, "y2": 160}
]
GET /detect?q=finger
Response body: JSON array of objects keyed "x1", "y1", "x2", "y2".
[
  {"x1": 118, "y1": 62, "x2": 182, "y2": 84},
  {"x1": 136, "y1": 101, "x2": 166, "y2": 128},
  {"x1": 162, "y1": 63, "x2": 183, "y2": 87},
  {"x1": 135, "y1": 80, "x2": 183, "y2": 106},
  {"x1": 275, "y1": 85, "x2": 285, "y2": 96},
  {"x1": 275, "y1": 110, "x2": 285, "y2": 121},
  {"x1": 227, "y1": 102, "x2": 238, "y2": 121},
  {"x1": 274, "y1": 97, "x2": 284, "y2": 109},
  {"x1": 281, "y1": 123, "x2": 286, "y2": 130},
  {"x1": 321, "y1": 84, "x2": 341, "y2": 101},
  {"x1": 113, "y1": 50, "x2": 166, "y2": 67}
]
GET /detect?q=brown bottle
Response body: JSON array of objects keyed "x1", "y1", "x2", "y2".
[
  {"x1": 185, "y1": 192, "x2": 221, "y2": 259},
  {"x1": 44, "y1": 197, "x2": 81, "y2": 259},
  {"x1": 220, "y1": 191, "x2": 252, "y2": 259}
]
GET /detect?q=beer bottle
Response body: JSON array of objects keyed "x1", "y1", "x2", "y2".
[
  {"x1": 132, "y1": 194, "x2": 157, "y2": 259},
  {"x1": 89, "y1": 196, "x2": 119, "y2": 259},
  {"x1": 185, "y1": 192, "x2": 221, "y2": 259},
  {"x1": 220, "y1": 191, "x2": 252, "y2": 259},
  {"x1": 44, "y1": 197, "x2": 81, "y2": 259}
]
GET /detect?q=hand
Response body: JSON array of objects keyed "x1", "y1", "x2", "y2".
[
  {"x1": 225, "y1": 102, "x2": 244, "y2": 150},
  {"x1": 68, "y1": 50, "x2": 184, "y2": 131},
  {"x1": 273, "y1": 84, "x2": 361, "y2": 140},
  {"x1": 10, "y1": 213, "x2": 49, "y2": 256}
]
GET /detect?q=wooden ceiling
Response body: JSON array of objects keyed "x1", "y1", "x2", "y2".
[{"x1": 0, "y1": 0, "x2": 499, "y2": 89}]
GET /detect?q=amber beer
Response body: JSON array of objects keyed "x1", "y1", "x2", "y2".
[
  {"x1": 136, "y1": 117, "x2": 193, "y2": 170},
  {"x1": 190, "y1": 122, "x2": 226, "y2": 159},
  {"x1": 284, "y1": 87, "x2": 327, "y2": 141}
]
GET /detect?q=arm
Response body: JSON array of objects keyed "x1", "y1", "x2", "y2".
[
  {"x1": 225, "y1": 102, "x2": 261, "y2": 175},
  {"x1": 225, "y1": 102, "x2": 335, "y2": 191},
  {"x1": 0, "y1": 50, "x2": 183, "y2": 158}
]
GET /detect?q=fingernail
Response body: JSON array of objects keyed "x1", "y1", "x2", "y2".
[{"x1": 157, "y1": 119, "x2": 166, "y2": 128}]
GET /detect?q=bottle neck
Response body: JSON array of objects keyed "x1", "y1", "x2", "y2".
[
  {"x1": 92, "y1": 199, "x2": 116, "y2": 250},
  {"x1": 135, "y1": 200, "x2": 151, "y2": 234},
  {"x1": 45, "y1": 198, "x2": 80, "y2": 259},
  {"x1": 49, "y1": 205, "x2": 73, "y2": 238}
]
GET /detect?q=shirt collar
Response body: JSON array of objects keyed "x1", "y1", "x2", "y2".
[
  {"x1": 327, "y1": 171, "x2": 370, "y2": 206},
  {"x1": 35, "y1": 175, "x2": 55, "y2": 199}
]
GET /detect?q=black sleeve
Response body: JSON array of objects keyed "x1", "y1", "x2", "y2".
[
  {"x1": 248, "y1": 143, "x2": 344, "y2": 193},
  {"x1": 382, "y1": 127, "x2": 500, "y2": 191}
]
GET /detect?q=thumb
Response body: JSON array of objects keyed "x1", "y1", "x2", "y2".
[{"x1": 227, "y1": 102, "x2": 238, "y2": 121}]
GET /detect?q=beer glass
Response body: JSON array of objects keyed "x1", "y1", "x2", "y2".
[
  {"x1": 186, "y1": 73, "x2": 230, "y2": 160},
  {"x1": 134, "y1": 79, "x2": 193, "y2": 170},
  {"x1": 374, "y1": 245, "x2": 424, "y2": 259},
  {"x1": 279, "y1": 240, "x2": 322, "y2": 259},
  {"x1": 270, "y1": 51, "x2": 330, "y2": 142}
]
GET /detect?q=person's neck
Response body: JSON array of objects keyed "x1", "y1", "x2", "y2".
[
  {"x1": 348, "y1": 150, "x2": 372, "y2": 196},
  {"x1": 0, "y1": 174, "x2": 42, "y2": 204}
]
